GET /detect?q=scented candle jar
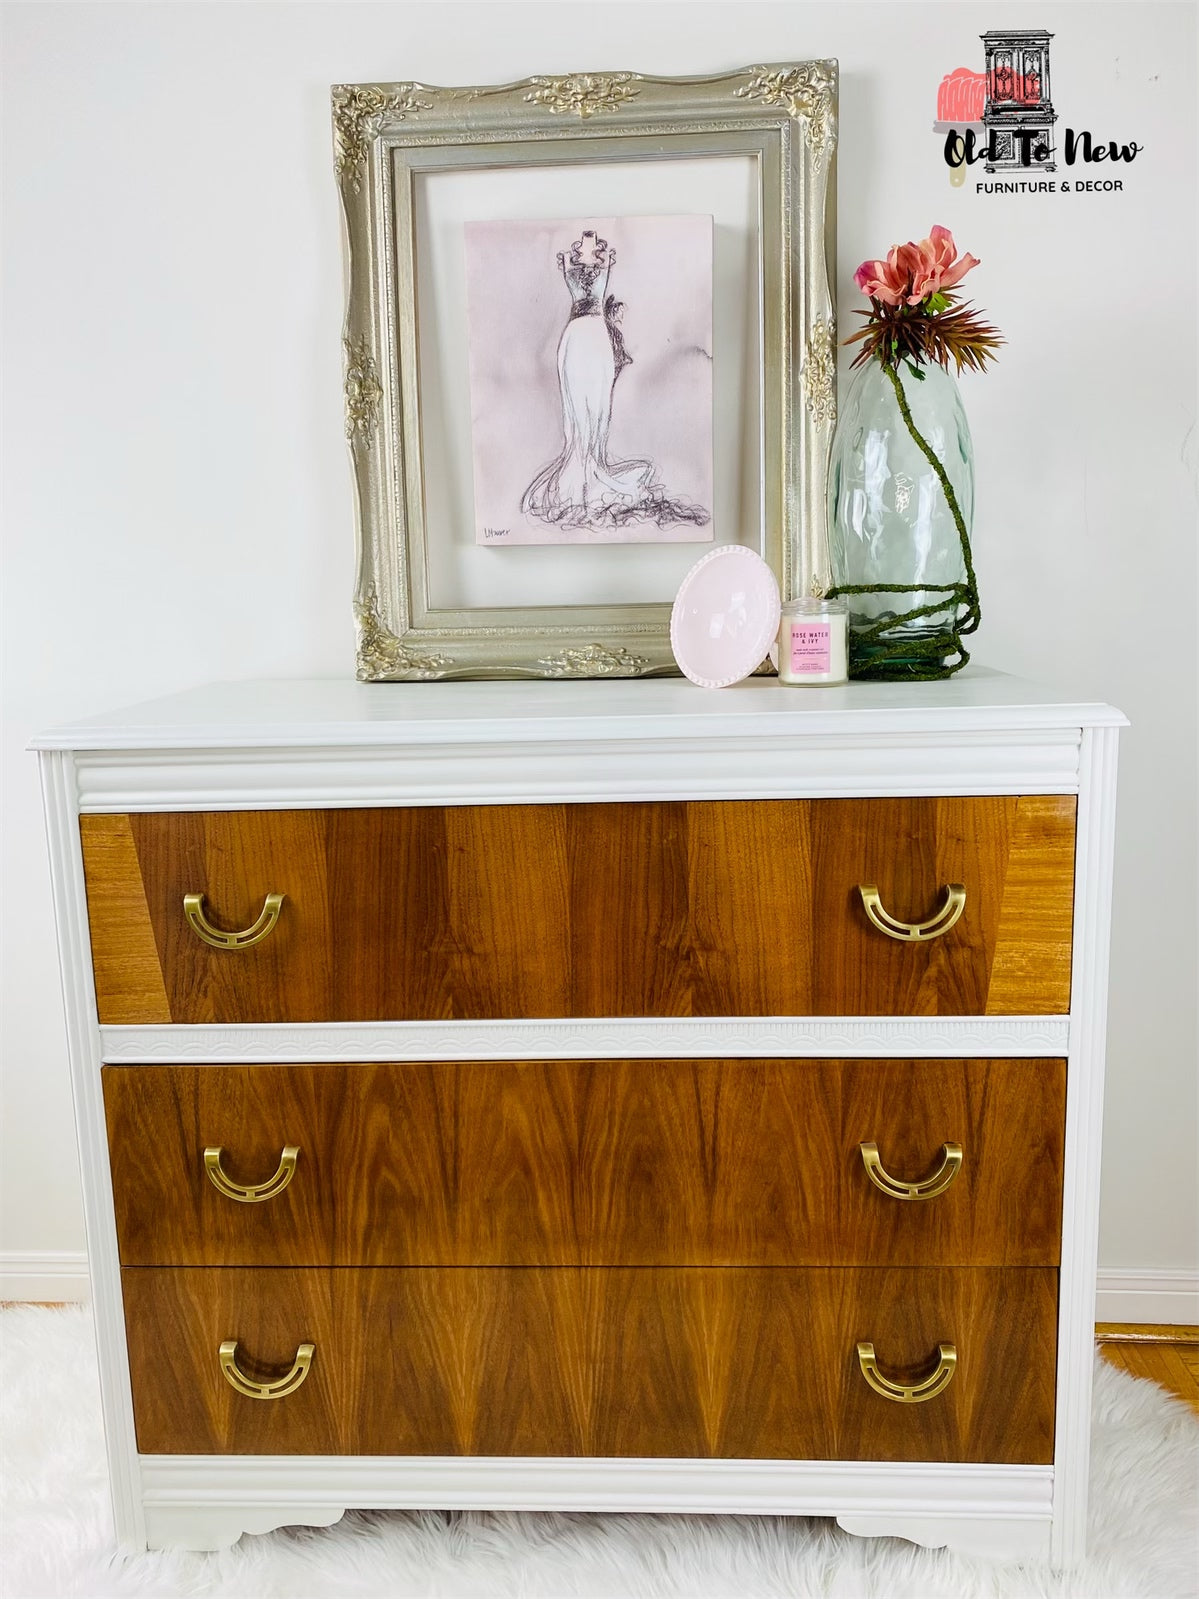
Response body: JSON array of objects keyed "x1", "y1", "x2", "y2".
[{"x1": 777, "y1": 597, "x2": 848, "y2": 685}]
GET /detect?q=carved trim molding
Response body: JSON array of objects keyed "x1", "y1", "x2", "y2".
[
  {"x1": 354, "y1": 587, "x2": 453, "y2": 681},
  {"x1": 332, "y1": 84, "x2": 432, "y2": 191},
  {"x1": 140, "y1": 1455, "x2": 1052, "y2": 1558},
  {"x1": 523, "y1": 73, "x2": 640, "y2": 117},
  {"x1": 737, "y1": 64, "x2": 837, "y2": 163},
  {"x1": 70, "y1": 732, "x2": 1087, "y2": 814},
  {"x1": 342, "y1": 336, "x2": 383, "y2": 445}
]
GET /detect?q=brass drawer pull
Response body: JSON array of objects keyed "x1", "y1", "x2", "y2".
[
  {"x1": 859, "y1": 1141, "x2": 963, "y2": 1201},
  {"x1": 856, "y1": 1341, "x2": 957, "y2": 1404},
  {"x1": 218, "y1": 1339, "x2": 314, "y2": 1401},
  {"x1": 183, "y1": 892, "x2": 285, "y2": 950},
  {"x1": 857, "y1": 883, "x2": 966, "y2": 942},
  {"x1": 204, "y1": 1145, "x2": 299, "y2": 1204}
]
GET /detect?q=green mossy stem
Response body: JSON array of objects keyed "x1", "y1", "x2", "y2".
[{"x1": 828, "y1": 359, "x2": 982, "y2": 681}]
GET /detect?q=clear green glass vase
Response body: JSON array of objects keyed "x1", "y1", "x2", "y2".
[{"x1": 827, "y1": 360, "x2": 975, "y2": 676}]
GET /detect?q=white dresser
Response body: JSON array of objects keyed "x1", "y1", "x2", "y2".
[{"x1": 35, "y1": 669, "x2": 1124, "y2": 1565}]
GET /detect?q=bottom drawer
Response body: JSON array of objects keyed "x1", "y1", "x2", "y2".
[{"x1": 123, "y1": 1266, "x2": 1057, "y2": 1462}]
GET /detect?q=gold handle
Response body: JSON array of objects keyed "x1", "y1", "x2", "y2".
[
  {"x1": 204, "y1": 1145, "x2": 299, "y2": 1204},
  {"x1": 218, "y1": 1339, "x2": 314, "y2": 1401},
  {"x1": 857, "y1": 882, "x2": 966, "y2": 942},
  {"x1": 183, "y1": 892, "x2": 284, "y2": 950},
  {"x1": 859, "y1": 1141, "x2": 963, "y2": 1201},
  {"x1": 856, "y1": 1341, "x2": 957, "y2": 1404}
]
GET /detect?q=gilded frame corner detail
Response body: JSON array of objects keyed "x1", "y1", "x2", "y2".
[
  {"x1": 332, "y1": 83, "x2": 433, "y2": 190},
  {"x1": 736, "y1": 64, "x2": 838, "y2": 164},
  {"x1": 354, "y1": 587, "x2": 454, "y2": 681}
]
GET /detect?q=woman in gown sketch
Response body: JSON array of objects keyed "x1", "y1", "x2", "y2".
[{"x1": 521, "y1": 231, "x2": 709, "y2": 533}]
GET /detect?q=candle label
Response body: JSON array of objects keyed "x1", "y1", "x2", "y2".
[{"x1": 790, "y1": 622, "x2": 832, "y2": 674}]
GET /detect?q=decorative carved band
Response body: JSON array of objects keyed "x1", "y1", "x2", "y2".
[
  {"x1": 523, "y1": 73, "x2": 641, "y2": 118},
  {"x1": 537, "y1": 644, "x2": 652, "y2": 678},
  {"x1": 803, "y1": 317, "x2": 837, "y2": 427},
  {"x1": 342, "y1": 337, "x2": 383, "y2": 446}
]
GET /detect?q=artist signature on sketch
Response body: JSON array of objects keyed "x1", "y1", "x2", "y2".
[{"x1": 482, "y1": 526, "x2": 511, "y2": 540}]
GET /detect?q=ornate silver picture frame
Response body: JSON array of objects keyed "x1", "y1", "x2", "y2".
[{"x1": 334, "y1": 65, "x2": 837, "y2": 680}]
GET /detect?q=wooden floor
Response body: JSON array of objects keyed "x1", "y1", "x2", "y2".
[{"x1": 1096, "y1": 1324, "x2": 1199, "y2": 1414}]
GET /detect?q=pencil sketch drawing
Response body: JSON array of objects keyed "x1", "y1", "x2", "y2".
[{"x1": 466, "y1": 215, "x2": 714, "y2": 547}]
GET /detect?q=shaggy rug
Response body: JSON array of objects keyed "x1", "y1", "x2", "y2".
[{"x1": 2, "y1": 1306, "x2": 1196, "y2": 1598}]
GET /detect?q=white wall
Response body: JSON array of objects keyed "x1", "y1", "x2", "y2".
[{"x1": 3, "y1": 1, "x2": 1195, "y2": 1307}]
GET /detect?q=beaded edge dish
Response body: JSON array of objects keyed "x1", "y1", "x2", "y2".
[{"x1": 669, "y1": 546, "x2": 782, "y2": 689}]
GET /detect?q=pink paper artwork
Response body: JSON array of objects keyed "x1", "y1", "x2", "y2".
[{"x1": 465, "y1": 215, "x2": 714, "y2": 546}]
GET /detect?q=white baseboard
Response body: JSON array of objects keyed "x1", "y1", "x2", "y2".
[
  {"x1": 1095, "y1": 1270, "x2": 1199, "y2": 1326},
  {"x1": 0, "y1": 1251, "x2": 90, "y2": 1303}
]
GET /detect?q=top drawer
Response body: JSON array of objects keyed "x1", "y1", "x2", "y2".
[{"x1": 80, "y1": 797, "x2": 1075, "y2": 1025}]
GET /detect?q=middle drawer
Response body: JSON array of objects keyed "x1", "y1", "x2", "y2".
[{"x1": 104, "y1": 1057, "x2": 1065, "y2": 1267}]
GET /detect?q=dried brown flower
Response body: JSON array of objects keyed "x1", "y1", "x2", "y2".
[{"x1": 846, "y1": 293, "x2": 1004, "y2": 375}]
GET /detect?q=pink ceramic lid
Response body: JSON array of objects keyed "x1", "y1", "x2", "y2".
[{"x1": 670, "y1": 545, "x2": 782, "y2": 688}]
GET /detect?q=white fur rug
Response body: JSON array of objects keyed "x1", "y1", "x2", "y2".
[{"x1": 2, "y1": 1306, "x2": 1196, "y2": 1598}]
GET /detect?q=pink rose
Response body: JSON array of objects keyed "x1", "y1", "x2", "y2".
[
  {"x1": 853, "y1": 246, "x2": 910, "y2": 306},
  {"x1": 854, "y1": 225, "x2": 980, "y2": 306},
  {"x1": 908, "y1": 224, "x2": 980, "y2": 301}
]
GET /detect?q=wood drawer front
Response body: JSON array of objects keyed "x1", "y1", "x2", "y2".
[
  {"x1": 81, "y1": 797, "x2": 1076, "y2": 1025},
  {"x1": 104, "y1": 1058, "x2": 1065, "y2": 1268},
  {"x1": 122, "y1": 1264, "x2": 1057, "y2": 1461}
]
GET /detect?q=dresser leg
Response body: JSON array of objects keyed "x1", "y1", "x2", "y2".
[
  {"x1": 835, "y1": 1512, "x2": 1053, "y2": 1564},
  {"x1": 143, "y1": 1503, "x2": 346, "y2": 1552}
]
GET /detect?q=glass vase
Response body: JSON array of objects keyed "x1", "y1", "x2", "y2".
[{"x1": 827, "y1": 359, "x2": 975, "y2": 675}]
